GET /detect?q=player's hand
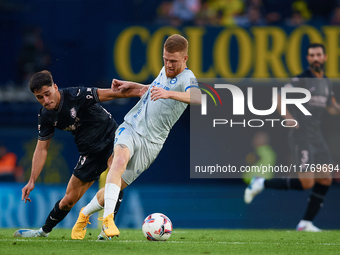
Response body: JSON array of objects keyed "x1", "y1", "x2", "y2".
[
  {"x1": 112, "y1": 79, "x2": 134, "y2": 92},
  {"x1": 22, "y1": 182, "x2": 35, "y2": 203},
  {"x1": 150, "y1": 86, "x2": 170, "y2": 101},
  {"x1": 111, "y1": 79, "x2": 125, "y2": 91},
  {"x1": 139, "y1": 86, "x2": 148, "y2": 97}
]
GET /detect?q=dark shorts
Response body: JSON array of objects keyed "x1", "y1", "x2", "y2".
[
  {"x1": 73, "y1": 142, "x2": 113, "y2": 182},
  {"x1": 289, "y1": 130, "x2": 332, "y2": 170}
]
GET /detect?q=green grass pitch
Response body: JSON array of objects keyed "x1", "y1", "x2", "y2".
[{"x1": 1, "y1": 229, "x2": 339, "y2": 255}]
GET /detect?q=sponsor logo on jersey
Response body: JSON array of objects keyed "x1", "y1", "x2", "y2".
[{"x1": 154, "y1": 81, "x2": 170, "y2": 91}]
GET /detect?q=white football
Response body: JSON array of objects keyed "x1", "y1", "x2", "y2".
[{"x1": 142, "y1": 213, "x2": 172, "y2": 241}]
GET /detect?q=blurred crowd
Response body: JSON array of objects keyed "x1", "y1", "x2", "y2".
[
  {"x1": 1, "y1": 0, "x2": 340, "y2": 102},
  {"x1": 0, "y1": 142, "x2": 24, "y2": 182},
  {"x1": 0, "y1": 25, "x2": 50, "y2": 102},
  {"x1": 155, "y1": 0, "x2": 340, "y2": 27}
]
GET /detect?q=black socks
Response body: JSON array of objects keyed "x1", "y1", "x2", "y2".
[
  {"x1": 42, "y1": 200, "x2": 70, "y2": 233},
  {"x1": 302, "y1": 183, "x2": 329, "y2": 221},
  {"x1": 114, "y1": 190, "x2": 124, "y2": 218}
]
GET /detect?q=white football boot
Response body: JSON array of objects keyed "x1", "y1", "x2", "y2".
[
  {"x1": 97, "y1": 229, "x2": 112, "y2": 241},
  {"x1": 244, "y1": 177, "x2": 265, "y2": 204},
  {"x1": 13, "y1": 228, "x2": 49, "y2": 237},
  {"x1": 296, "y1": 220, "x2": 321, "y2": 232}
]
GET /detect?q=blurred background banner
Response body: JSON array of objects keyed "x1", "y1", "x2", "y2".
[
  {"x1": 1, "y1": 183, "x2": 340, "y2": 229},
  {"x1": 3, "y1": 24, "x2": 340, "y2": 87},
  {"x1": 107, "y1": 25, "x2": 340, "y2": 83},
  {"x1": 1, "y1": 0, "x2": 340, "y2": 229},
  {"x1": 2, "y1": 0, "x2": 340, "y2": 89}
]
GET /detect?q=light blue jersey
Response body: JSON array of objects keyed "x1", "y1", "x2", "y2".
[{"x1": 124, "y1": 67, "x2": 196, "y2": 144}]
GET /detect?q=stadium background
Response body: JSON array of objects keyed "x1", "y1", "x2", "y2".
[{"x1": 0, "y1": 0, "x2": 340, "y2": 230}]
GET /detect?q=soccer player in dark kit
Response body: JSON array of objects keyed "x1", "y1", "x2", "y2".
[
  {"x1": 244, "y1": 43, "x2": 340, "y2": 231},
  {"x1": 13, "y1": 70, "x2": 141, "y2": 238}
]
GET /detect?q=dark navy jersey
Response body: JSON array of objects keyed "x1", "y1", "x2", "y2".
[
  {"x1": 37, "y1": 87, "x2": 118, "y2": 155},
  {"x1": 285, "y1": 69, "x2": 334, "y2": 139}
]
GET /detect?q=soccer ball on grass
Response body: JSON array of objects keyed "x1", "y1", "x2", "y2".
[{"x1": 142, "y1": 213, "x2": 172, "y2": 241}]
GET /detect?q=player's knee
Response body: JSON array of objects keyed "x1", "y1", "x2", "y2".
[
  {"x1": 300, "y1": 179, "x2": 314, "y2": 190},
  {"x1": 59, "y1": 196, "x2": 76, "y2": 210}
]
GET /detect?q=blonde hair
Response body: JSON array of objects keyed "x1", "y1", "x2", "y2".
[{"x1": 164, "y1": 34, "x2": 188, "y2": 54}]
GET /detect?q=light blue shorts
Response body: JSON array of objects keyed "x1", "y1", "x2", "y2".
[{"x1": 114, "y1": 122, "x2": 163, "y2": 185}]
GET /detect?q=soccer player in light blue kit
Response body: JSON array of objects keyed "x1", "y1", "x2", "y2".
[{"x1": 72, "y1": 34, "x2": 201, "y2": 240}]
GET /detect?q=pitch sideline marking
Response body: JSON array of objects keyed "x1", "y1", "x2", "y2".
[{"x1": 0, "y1": 239, "x2": 339, "y2": 246}]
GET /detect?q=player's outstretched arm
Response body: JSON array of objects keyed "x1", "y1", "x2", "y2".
[
  {"x1": 97, "y1": 88, "x2": 142, "y2": 101},
  {"x1": 22, "y1": 139, "x2": 50, "y2": 203},
  {"x1": 97, "y1": 79, "x2": 149, "y2": 102},
  {"x1": 150, "y1": 87, "x2": 201, "y2": 105},
  {"x1": 112, "y1": 79, "x2": 148, "y2": 91}
]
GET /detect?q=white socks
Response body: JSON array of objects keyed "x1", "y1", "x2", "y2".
[
  {"x1": 82, "y1": 194, "x2": 104, "y2": 216},
  {"x1": 103, "y1": 183, "x2": 120, "y2": 218}
]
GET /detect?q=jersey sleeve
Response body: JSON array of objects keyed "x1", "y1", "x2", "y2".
[
  {"x1": 38, "y1": 111, "x2": 55, "y2": 141},
  {"x1": 183, "y1": 72, "x2": 198, "y2": 92}
]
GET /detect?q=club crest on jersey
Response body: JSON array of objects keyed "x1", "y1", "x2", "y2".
[
  {"x1": 70, "y1": 107, "x2": 77, "y2": 119},
  {"x1": 170, "y1": 78, "x2": 177, "y2": 84}
]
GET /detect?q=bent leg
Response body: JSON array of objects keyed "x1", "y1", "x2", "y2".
[
  {"x1": 103, "y1": 145, "x2": 130, "y2": 218},
  {"x1": 82, "y1": 177, "x2": 127, "y2": 217},
  {"x1": 99, "y1": 145, "x2": 130, "y2": 238},
  {"x1": 106, "y1": 144, "x2": 130, "y2": 186},
  {"x1": 43, "y1": 175, "x2": 93, "y2": 233},
  {"x1": 59, "y1": 174, "x2": 94, "y2": 210}
]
